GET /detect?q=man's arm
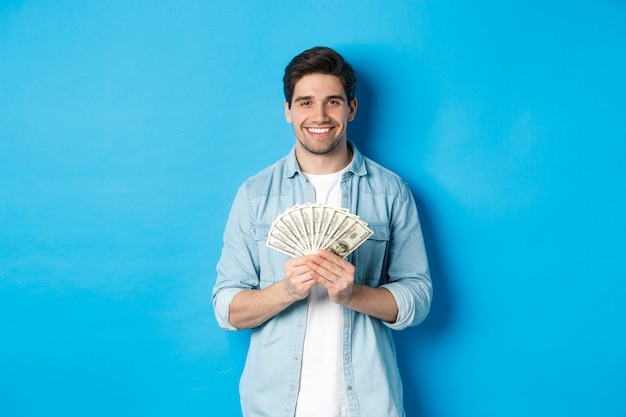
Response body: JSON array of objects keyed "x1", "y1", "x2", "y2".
[
  {"x1": 228, "y1": 255, "x2": 318, "y2": 329},
  {"x1": 228, "y1": 282, "x2": 295, "y2": 330},
  {"x1": 343, "y1": 283, "x2": 398, "y2": 323},
  {"x1": 306, "y1": 249, "x2": 399, "y2": 323}
]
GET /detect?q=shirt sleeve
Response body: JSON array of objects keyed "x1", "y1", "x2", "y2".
[
  {"x1": 212, "y1": 183, "x2": 260, "y2": 331},
  {"x1": 380, "y1": 182, "x2": 433, "y2": 331}
]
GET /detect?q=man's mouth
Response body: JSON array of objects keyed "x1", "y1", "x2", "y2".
[{"x1": 306, "y1": 127, "x2": 332, "y2": 134}]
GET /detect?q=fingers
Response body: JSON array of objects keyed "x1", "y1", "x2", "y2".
[
  {"x1": 309, "y1": 249, "x2": 354, "y2": 275},
  {"x1": 283, "y1": 255, "x2": 317, "y2": 300},
  {"x1": 307, "y1": 250, "x2": 355, "y2": 286},
  {"x1": 304, "y1": 250, "x2": 354, "y2": 304},
  {"x1": 284, "y1": 252, "x2": 355, "y2": 303},
  {"x1": 285, "y1": 255, "x2": 316, "y2": 279}
]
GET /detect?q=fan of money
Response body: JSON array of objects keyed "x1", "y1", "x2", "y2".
[{"x1": 267, "y1": 203, "x2": 373, "y2": 258}]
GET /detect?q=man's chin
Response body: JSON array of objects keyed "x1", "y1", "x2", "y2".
[{"x1": 297, "y1": 137, "x2": 344, "y2": 155}]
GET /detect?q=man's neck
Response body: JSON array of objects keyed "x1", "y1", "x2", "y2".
[{"x1": 296, "y1": 143, "x2": 353, "y2": 175}]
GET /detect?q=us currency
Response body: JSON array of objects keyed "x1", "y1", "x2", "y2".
[
  {"x1": 266, "y1": 203, "x2": 372, "y2": 258},
  {"x1": 323, "y1": 219, "x2": 373, "y2": 258},
  {"x1": 266, "y1": 231, "x2": 300, "y2": 257},
  {"x1": 313, "y1": 204, "x2": 331, "y2": 250},
  {"x1": 317, "y1": 208, "x2": 355, "y2": 251},
  {"x1": 267, "y1": 220, "x2": 305, "y2": 257},
  {"x1": 285, "y1": 207, "x2": 310, "y2": 254},
  {"x1": 298, "y1": 204, "x2": 315, "y2": 254}
]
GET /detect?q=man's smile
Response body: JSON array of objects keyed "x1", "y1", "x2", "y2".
[{"x1": 306, "y1": 127, "x2": 332, "y2": 134}]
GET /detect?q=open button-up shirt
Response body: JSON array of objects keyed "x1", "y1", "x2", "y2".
[{"x1": 213, "y1": 142, "x2": 432, "y2": 417}]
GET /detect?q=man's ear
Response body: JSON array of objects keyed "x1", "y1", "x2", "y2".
[
  {"x1": 284, "y1": 100, "x2": 293, "y2": 123},
  {"x1": 348, "y1": 98, "x2": 358, "y2": 122}
]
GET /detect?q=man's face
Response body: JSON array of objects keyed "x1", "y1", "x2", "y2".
[{"x1": 285, "y1": 73, "x2": 357, "y2": 156}]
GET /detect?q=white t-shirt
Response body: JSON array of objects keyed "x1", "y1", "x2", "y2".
[{"x1": 295, "y1": 168, "x2": 349, "y2": 417}]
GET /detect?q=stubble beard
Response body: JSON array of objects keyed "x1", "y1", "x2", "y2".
[{"x1": 295, "y1": 131, "x2": 345, "y2": 156}]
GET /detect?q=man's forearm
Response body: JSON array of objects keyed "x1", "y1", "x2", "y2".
[
  {"x1": 343, "y1": 284, "x2": 398, "y2": 323},
  {"x1": 228, "y1": 281, "x2": 296, "y2": 329}
]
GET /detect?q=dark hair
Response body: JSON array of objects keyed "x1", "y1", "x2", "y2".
[{"x1": 283, "y1": 46, "x2": 356, "y2": 107}]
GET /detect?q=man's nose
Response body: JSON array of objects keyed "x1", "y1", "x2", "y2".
[{"x1": 312, "y1": 103, "x2": 330, "y2": 122}]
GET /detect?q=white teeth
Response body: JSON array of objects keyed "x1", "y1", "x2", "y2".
[{"x1": 308, "y1": 127, "x2": 331, "y2": 133}]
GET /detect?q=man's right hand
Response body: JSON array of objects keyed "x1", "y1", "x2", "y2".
[
  {"x1": 228, "y1": 255, "x2": 317, "y2": 329},
  {"x1": 283, "y1": 255, "x2": 317, "y2": 301}
]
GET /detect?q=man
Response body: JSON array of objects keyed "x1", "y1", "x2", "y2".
[{"x1": 213, "y1": 46, "x2": 432, "y2": 417}]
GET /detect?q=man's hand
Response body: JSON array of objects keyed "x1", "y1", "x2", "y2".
[
  {"x1": 284, "y1": 255, "x2": 318, "y2": 301},
  {"x1": 230, "y1": 250, "x2": 397, "y2": 329},
  {"x1": 306, "y1": 249, "x2": 399, "y2": 323},
  {"x1": 306, "y1": 249, "x2": 356, "y2": 304},
  {"x1": 228, "y1": 255, "x2": 317, "y2": 329}
]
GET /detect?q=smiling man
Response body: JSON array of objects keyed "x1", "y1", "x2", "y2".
[
  {"x1": 213, "y1": 46, "x2": 432, "y2": 417},
  {"x1": 287, "y1": 72, "x2": 356, "y2": 161}
]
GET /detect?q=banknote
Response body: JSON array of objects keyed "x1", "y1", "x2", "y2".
[{"x1": 266, "y1": 204, "x2": 372, "y2": 258}]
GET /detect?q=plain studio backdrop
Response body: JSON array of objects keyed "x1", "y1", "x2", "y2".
[{"x1": 1, "y1": 1, "x2": 624, "y2": 416}]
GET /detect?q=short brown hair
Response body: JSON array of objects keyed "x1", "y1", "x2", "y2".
[{"x1": 283, "y1": 46, "x2": 356, "y2": 108}]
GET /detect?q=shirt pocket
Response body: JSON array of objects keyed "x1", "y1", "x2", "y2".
[
  {"x1": 253, "y1": 223, "x2": 270, "y2": 242},
  {"x1": 253, "y1": 223, "x2": 287, "y2": 286},
  {"x1": 354, "y1": 223, "x2": 390, "y2": 287}
]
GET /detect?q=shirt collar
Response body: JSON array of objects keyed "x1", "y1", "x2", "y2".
[{"x1": 283, "y1": 141, "x2": 367, "y2": 178}]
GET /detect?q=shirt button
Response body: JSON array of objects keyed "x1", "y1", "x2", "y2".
[
  {"x1": 344, "y1": 353, "x2": 350, "y2": 360},
  {"x1": 290, "y1": 386, "x2": 295, "y2": 392},
  {"x1": 344, "y1": 321, "x2": 350, "y2": 327},
  {"x1": 347, "y1": 385, "x2": 353, "y2": 391}
]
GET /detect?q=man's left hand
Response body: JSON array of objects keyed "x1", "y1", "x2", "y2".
[{"x1": 306, "y1": 249, "x2": 355, "y2": 305}]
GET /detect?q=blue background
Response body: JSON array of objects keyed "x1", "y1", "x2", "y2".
[{"x1": 1, "y1": 1, "x2": 625, "y2": 416}]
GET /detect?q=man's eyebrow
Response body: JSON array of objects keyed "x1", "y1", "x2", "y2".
[
  {"x1": 293, "y1": 95, "x2": 313, "y2": 103},
  {"x1": 293, "y1": 95, "x2": 346, "y2": 102}
]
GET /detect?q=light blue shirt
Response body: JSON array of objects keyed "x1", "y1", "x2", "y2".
[{"x1": 213, "y1": 143, "x2": 432, "y2": 417}]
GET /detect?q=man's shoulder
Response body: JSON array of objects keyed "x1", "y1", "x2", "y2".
[
  {"x1": 363, "y1": 156, "x2": 401, "y2": 178},
  {"x1": 361, "y1": 156, "x2": 408, "y2": 192},
  {"x1": 245, "y1": 156, "x2": 287, "y2": 183},
  {"x1": 237, "y1": 155, "x2": 291, "y2": 200}
]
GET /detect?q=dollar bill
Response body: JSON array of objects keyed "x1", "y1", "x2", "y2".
[
  {"x1": 322, "y1": 218, "x2": 373, "y2": 258},
  {"x1": 266, "y1": 203, "x2": 372, "y2": 258}
]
